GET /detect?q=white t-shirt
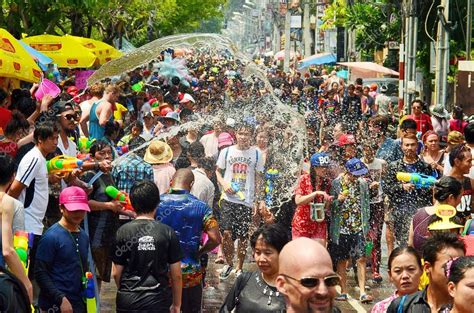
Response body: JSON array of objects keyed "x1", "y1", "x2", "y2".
[
  {"x1": 57, "y1": 135, "x2": 78, "y2": 189},
  {"x1": 363, "y1": 157, "x2": 386, "y2": 203},
  {"x1": 15, "y1": 146, "x2": 49, "y2": 235},
  {"x1": 200, "y1": 133, "x2": 219, "y2": 159},
  {"x1": 375, "y1": 94, "x2": 392, "y2": 116},
  {"x1": 191, "y1": 168, "x2": 215, "y2": 208},
  {"x1": 216, "y1": 145, "x2": 265, "y2": 207}
]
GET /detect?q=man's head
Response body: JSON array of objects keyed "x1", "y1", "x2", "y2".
[
  {"x1": 411, "y1": 100, "x2": 423, "y2": 116},
  {"x1": 235, "y1": 123, "x2": 254, "y2": 150},
  {"x1": 464, "y1": 122, "x2": 474, "y2": 145},
  {"x1": 187, "y1": 141, "x2": 205, "y2": 163},
  {"x1": 53, "y1": 101, "x2": 77, "y2": 132},
  {"x1": 276, "y1": 238, "x2": 338, "y2": 313},
  {"x1": 59, "y1": 186, "x2": 91, "y2": 227},
  {"x1": 130, "y1": 180, "x2": 160, "y2": 215},
  {"x1": 0, "y1": 154, "x2": 16, "y2": 187},
  {"x1": 401, "y1": 133, "x2": 419, "y2": 159},
  {"x1": 104, "y1": 85, "x2": 121, "y2": 103},
  {"x1": 368, "y1": 115, "x2": 389, "y2": 136},
  {"x1": 170, "y1": 168, "x2": 194, "y2": 191},
  {"x1": 34, "y1": 121, "x2": 59, "y2": 154},
  {"x1": 449, "y1": 144, "x2": 472, "y2": 174},
  {"x1": 422, "y1": 232, "x2": 465, "y2": 293},
  {"x1": 400, "y1": 118, "x2": 417, "y2": 136}
]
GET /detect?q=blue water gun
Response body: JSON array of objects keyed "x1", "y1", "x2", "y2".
[
  {"x1": 265, "y1": 168, "x2": 279, "y2": 207},
  {"x1": 231, "y1": 182, "x2": 245, "y2": 200},
  {"x1": 396, "y1": 172, "x2": 437, "y2": 189}
]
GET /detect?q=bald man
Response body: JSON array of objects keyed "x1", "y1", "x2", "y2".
[
  {"x1": 276, "y1": 238, "x2": 341, "y2": 313},
  {"x1": 156, "y1": 168, "x2": 221, "y2": 313}
]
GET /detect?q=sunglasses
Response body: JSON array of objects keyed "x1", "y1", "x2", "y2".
[
  {"x1": 280, "y1": 273, "x2": 340, "y2": 288},
  {"x1": 61, "y1": 114, "x2": 78, "y2": 121}
]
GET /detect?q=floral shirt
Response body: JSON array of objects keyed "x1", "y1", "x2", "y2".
[
  {"x1": 371, "y1": 292, "x2": 398, "y2": 313},
  {"x1": 339, "y1": 178, "x2": 363, "y2": 234}
]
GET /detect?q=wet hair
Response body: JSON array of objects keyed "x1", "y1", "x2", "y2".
[
  {"x1": 447, "y1": 256, "x2": 474, "y2": 284},
  {"x1": 89, "y1": 83, "x2": 105, "y2": 98},
  {"x1": 0, "y1": 154, "x2": 17, "y2": 185},
  {"x1": 400, "y1": 118, "x2": 417, "y2": 131},
  {"x1": 368, "y1": 115, "x2": 389, "y2": 133},
  {"x1": 104, "y1": 84, "x2": 121, "y2": 94},
  {"x1": 130, "y1": 180, "x2": 160, "y2": 214},
  {"x1": 104, "y1": 121, "x2": 120, "y2": 138},
  {"x1": 250, "y1": 224, "x2": 290, "y2": 253},
  {"x1": 4, "y1": 112, "x2": 29, "y2": 138},
  {"x1": 464, "y1": 123, "x2": 474, "y2": 144},
  {"x1": 422, "y1": 232, "x2": 466, "y2": 265},
  {"x1": 422, "y1": 130, "x2": 439, "y2": 144},
  {"x1": 188, "y1": 141, "x2": 205, "y2": 160},
  {"x1": 433, "y1": 176, "x2": 463, "y2": 201},
  {"x1": 388, "y1": 246, "x2": 422, "y2": 271},
  {"x1": 128, "y1": 136, "x2": 147, "y2": 158},
  {"x1": 355, "y1": 78, "x2": 363, "y2": 86},
  {"x1": 452, "y1": 106, "x2": 463, "y2": 121},
  {"x1": 411, "y1": 99, "x2": 423, "y2": 107},
  {"x1": 131, "y1": 120, "x2": 144, "y2": 132},
  {"x1": 449, "y1": 144, "x2": 470, "y2": 166},
  {"x1": 401, "y1": 132, "x2": 418, "y2": 144},
  {"x1": 427, "y1": 214, "x2": 463, "y2": 231},
  {"x1": 33, "y1": 121, "x2": 59, "y2": 143},
  {"x1": 12, "y1": 96, "x2": 36, "y2": 117},
  {"x1": 199, "y1": 157, "x2": 216, "y2": 172},
  {"x1": 235, "y1": 122, "x2": 255, "y2": 135},
  {"x1": 89, "y1": 139, "x2": 112, "y2": 157}
]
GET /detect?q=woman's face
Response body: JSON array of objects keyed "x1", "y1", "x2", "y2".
[
  {"x1": 256, "y1": 132, "x2": 268, "y2": 149},
  {"x1": 388, "y1": 252, "x2": 422, "y2": 295},
  {"x1": 94, "y1": 145, "x2": 113, "y2": 162},
  {"x1": 448, "y1": 268, "x2": 474, "y2": 312},
  {"x1": 425, "y1": 134, "x2": 440, "y2": 151},
  {"x1": 254, "y1": 237, "x2": 279, "y2": 278}
]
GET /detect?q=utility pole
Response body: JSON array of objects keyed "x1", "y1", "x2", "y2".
[
  {"x1": 284, "y1": 4, "x2": 291, "y2": 72},
  {"x1": 303, "y1": 1, "x2": 311, "y2": 58},
  {"x1": 467, "y1": 0, "x2": 472, "y2": 61},
  {"x1": 434, "y1": 0, "x2": 450, "y2": 111},
  {"x1": 314, "y1": 1, "x2": 319, "y2": 54},
  {"x1": 403, "y1": 0, "x2": 418, "y2": 114}
]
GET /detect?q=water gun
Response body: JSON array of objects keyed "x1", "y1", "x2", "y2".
[
  {"x1": 105, "y1": 186, "x2": 134, "y2": 211},
  {"x1": 265, "y1": 168, "x2": 279, "y2": 207},
  {"x1": 396, "y1": 172, "x2": 437, "y2": 189},
  {"x1": 116, "y1": 145, "x2": 129, "y2": 156},
  {"x1": 231, "y1": 182, "x2": 245, "y2": 201},
  {"x1": 83, "y1": 272, "x2": 97, "y2": 313},
  {"x1": 47, "y1": 155, "x2": 83, "y2": 176},
  {"x1": 78, "y1": 137, "x2": 94, "y2": 153},
  {"x1": 13, "y1": 231, "x2": 33, "y2": 274}
]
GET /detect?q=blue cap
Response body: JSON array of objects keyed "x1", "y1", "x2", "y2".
[
  {"x1": 310, "y1": 152, "x2": 330, "y2": 167},
  {"x1": 345, "y1": 158, "x2": 368, "y2": 176}
]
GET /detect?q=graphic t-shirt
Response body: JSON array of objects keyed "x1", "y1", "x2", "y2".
[
  {"x1": 217, "y1": 145, "x2": 265, "y2": 207},
  {"x1": 111, "y1": 219, "x2": 182, "y2": 311},
  {"x1": 15, "y1": 146, "x2": 49, "y2": 235}
]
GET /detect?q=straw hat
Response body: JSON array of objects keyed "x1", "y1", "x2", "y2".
[{"x1": 143, "y1": 140, "x2": 173, "y2": 164}]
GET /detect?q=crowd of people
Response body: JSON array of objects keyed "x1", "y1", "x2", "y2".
[{"x1": 0, "y1": 50, "x2": 473, "y2": 313}]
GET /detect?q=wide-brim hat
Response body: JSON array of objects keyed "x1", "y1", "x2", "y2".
[
  {"x1": 430, "y1": 105, "x2": 450, "y2": 119},
  {"x1": 160, "y1": 111, "x2": 180, "y2": 123},
  {"x1": 144, "y1": 140, "x2": 173, "y2": 164},
  {"x1": 158, "y1": 102, "x2": 174, "y2": 111}
]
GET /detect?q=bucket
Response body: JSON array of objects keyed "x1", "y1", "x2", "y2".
[{"x1": 35, "y1": 78, "x2": 61, "y2": 101}]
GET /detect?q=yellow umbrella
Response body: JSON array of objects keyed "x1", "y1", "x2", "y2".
[
  {"x1": 0, "y1": 28, "x2": 42, "y2": 82},
  {"x1": 66, "y1": 35, "x2": 123, "y2": 65},
  {"x1": 23, "y1": 34, "x2": 98, "y2": 68}
]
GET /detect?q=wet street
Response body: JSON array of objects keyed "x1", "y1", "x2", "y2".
[{"x1": 100, "y1": 230, "x2": 395, "y2": 313}]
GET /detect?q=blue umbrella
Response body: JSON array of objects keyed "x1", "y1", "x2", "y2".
[
  {"x1": 18, "y1": 40, "x2": 53, "y2": 70},
  {"x1": 298, "y1": 52, "x2": 336, "y2": 69}
]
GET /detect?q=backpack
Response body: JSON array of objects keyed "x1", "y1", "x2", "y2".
[
  {"x1": 0, "y1": 267, "x2": 31, "y2": 313},
  {"x1": 219, "y1": 272, "x2": 252, "y2": 313}
]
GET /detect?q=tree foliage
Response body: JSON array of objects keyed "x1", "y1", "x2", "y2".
[{"x1": 0, "y1": 0, "x2": 226, "y2": 46}]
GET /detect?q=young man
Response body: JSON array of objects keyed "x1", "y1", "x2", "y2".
[
  {"x1": 8, "y1": 121, "x2": 59, "y2": 282},
  {"x1": 0, "y1": 154, "x2": 32, "y2": 302},
  {"x1": 385, "y1": 133, "x2": 433, "y2": 246},
  {"x1": 35, "y1": 186, "x2": 91, "y2": 312},
  {"x1": 216, "y1": 122, "x2": 266, "y2": 279},
  {"x1": 157, "y1": 169, "x2": 221, "y2": 313},
  {"x1": 276, "y1": 238, "x2": 341, "y2": 313},
  {"x1": 188, "y1": 141, "x2": 215, "y2": 207},
  {"x1": 388, "y1": 232, "x2": 465, "y2": 313},
  {"x1": 448, "y1": 144, "x2": 473, "y2": 220},
  {"x1": 329, "y1": 158, "x2": 373, "y2": 303},
  {"x1": 112, "y1": 180, "x2": 182, "y2": 313}
]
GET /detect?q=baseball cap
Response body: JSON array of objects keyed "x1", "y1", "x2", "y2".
[
  {"x1": 59, "y1": 186, "x2": 90, "y2": 212},
  {"x1": 310, "y1": 152, "x2": 330, "y2": 167},
  {"x1": 218, "y1": 132, "x2": 234, "y2": 149},
  {"x1": 338, "y1": 134, "x2": 356, "y2": 146},
  {"x1": 345, "y1": 158, "x2": 368, "y2": 176}
]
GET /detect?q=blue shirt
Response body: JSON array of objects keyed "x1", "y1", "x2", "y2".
[
  {"x1": 36, "y1": 223, "x2": 89, "y2": 309},
  {"x1": 156, "y1": 190, "x2": 216, "y2": 287},
  {"x1": 111, "y1": 153, "x2": 154, "y2": 194}
]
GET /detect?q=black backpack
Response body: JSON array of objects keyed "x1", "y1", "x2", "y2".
[{"x1": 0, "y1": 266, "x2": 31, "y2": 313}]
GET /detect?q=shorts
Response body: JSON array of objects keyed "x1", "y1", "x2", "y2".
[
  {"x1": 182, "y1": 284, "x2": 203, "y2": 313},
  {"x1": 92, "y1": 246, "x2": 112, "y2": 282},
  {"x1": 28, "y1": 234, "x2": 42, "y2": 281},
  {"x1": 219, "y1": 199, "x2": 252, "y2": 239},
  {"x1": 331, "y1": 233, "x2": 366, "y2": 262}
]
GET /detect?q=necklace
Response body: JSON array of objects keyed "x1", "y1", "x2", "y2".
[{"x1": 255, "y1": 272, "x2": 280, "y2": 306}]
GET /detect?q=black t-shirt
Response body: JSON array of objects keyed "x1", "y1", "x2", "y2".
[{"x1": 112, "y1": 219, "x2": 182, "y2": 311}]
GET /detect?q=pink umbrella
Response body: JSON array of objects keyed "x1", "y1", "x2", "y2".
[
  {"x1": 338, "y1": 62, "x2": 399, "y2": 78},
  {"x1": 274, "y1": 50, "x2": 300, "y2": 61}
]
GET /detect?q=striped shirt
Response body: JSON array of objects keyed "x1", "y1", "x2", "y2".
[{"x1": 15, "y1": 146, "x2": 49, "y2": 235}]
